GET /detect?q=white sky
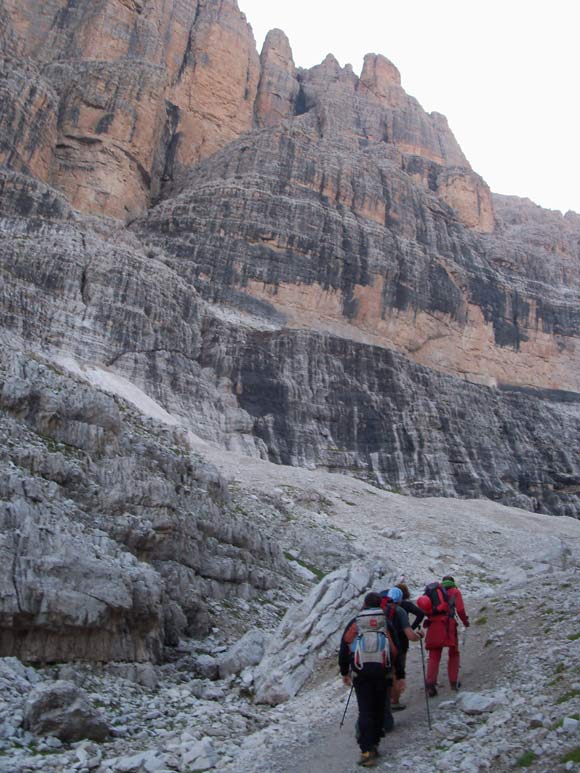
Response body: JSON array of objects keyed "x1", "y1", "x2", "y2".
[{"x1": 238, "y1": 0, "x2": 580, "y2": 215}]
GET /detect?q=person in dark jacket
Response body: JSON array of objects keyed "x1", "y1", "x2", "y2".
[
  {"x1": 381, "y1": 587, "x2": 424, "y2": 711},
  {"x1": 391, "y1": 582, "x2": 426, "y2": 708},
  {"x1": 339, "y1": 592, "x2": 397, "y2": 768},
  {"x1": 417, "y1": 575, "x2": 469, "y2": 696}
]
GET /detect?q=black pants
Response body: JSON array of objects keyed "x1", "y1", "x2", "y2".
[{"x1": 353, "y1": 674, "x2": 387, "y2": 752}]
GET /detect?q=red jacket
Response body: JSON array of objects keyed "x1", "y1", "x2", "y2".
[{"x1": 422, "y1": 587, "x2": 469, "y2": 650}]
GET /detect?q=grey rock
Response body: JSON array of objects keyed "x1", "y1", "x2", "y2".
[
  {"x1": 0, "y1": 347, "x2": 289, "y2": 662},
  {"x1": 194, "y1": 655, "x2": 219, "y2": 681},
  {"x1": 254, "y1": 561, "x2": 386, "y2": 704},
  {"x1": 181, "y1": 737, "x2": 217, "y2": 771},
  {"x1": 457, "y1": 690, "x2": 507, "y2": 716},
  {"x1": 218, "y1": 630, "x2": 269, "y2": 678},
  {"x1": 22, "y1": 681, "x2": 109, "y2": 742},
  {"x1": 105, "y1": 665, "x2": 159, "y2": 691}
]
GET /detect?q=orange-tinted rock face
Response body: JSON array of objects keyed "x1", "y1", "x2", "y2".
[
  {"x1": 255, "y1": 29, "x2": 298, "y2": 128},
  {"x1": 2, "y1": 0, "x2": 259, "y2": 216},
  {"x1": 0, "y1": 60, "x2": 58, "y2": 183},
  {"x1": 437, "y1": 168, "x2": 495, "y2": 233},
  {"x1": 359, "y1": 52, "x2": 402, "y2": 105},
  {"x1": 1, "y1": 0, "x2": 493, "y2": 231},
  {"x1": 45, "y1": 61, "x2": 167, "y2": 219},
  {"x1": 168, "y1": 0, "x2": 260, "y2": 170}
]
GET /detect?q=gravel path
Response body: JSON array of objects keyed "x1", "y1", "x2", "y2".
[{"x1": 238, "y1": 603, "x2": 496, "y2": 772}]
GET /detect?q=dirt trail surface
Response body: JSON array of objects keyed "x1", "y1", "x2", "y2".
[{"x1": 279, "y1": 623, "x2": 496, "y2": 772}]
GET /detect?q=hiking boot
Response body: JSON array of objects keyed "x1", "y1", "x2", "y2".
[
  {"x1": 427, "y1": 684, "x2": 438, "y2": 697},
  {"x1": 357, "y1": 751, "x2": 377, "y2": 768},
  {"x1": 450, "y1": 681, "x2": 461, "y2": 691},
  {"x1": 391, "y1": 701, "x2": 407, "y2": 711}
]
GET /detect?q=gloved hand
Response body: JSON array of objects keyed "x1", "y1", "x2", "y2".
[{"x1": 464, "y1": 620, "x2": 470, "y2": 628}]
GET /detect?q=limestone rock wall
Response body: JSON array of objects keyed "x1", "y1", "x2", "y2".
[
  {"x1": 255, "y1": 29, "x2": 299, "y2": 128},
  {"x1": 0, "y1": 347, "x2": 287, "y2": 662},
  {"x1": 198, "y1": 321, "x2": 580, "y2": 518},
  {"x1": 0, "y1": 1, "x2": 578, "y2": 529},
  {"x1": 141, "y1": 120, "x2": 580, "y2": 393},
  {"x1": 0, "y1": 0, "x2": 260, "y2": 216},
  {"x1": 45, "y1": 60, "x2": 168, "y2": 218},
  {"x1": 1, "y1": 0, "x2": 495, "y2": 231},
  {"x1": 0, "y1": 60, "x2": 58, "y2": 183}
]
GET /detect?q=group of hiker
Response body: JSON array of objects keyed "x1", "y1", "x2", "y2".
[{"x1": 339, "y1": 576, "x2": 470, "y2": 768}]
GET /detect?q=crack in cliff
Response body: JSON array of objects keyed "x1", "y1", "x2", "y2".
[
  {"x1": 10, "y1": 521, "x2": 23, "y2": 615},
  {"x1": 176, "y1": 2, "x2": 203, "y2": 82},
  {"x1": 106, "y1": 347, "x2": 198, "y2": 368}
]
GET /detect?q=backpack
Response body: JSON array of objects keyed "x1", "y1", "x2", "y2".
[
  {"x1": 350, "y1": 607, "x2": 391, "y2": 672},
  {"x1": 424, "y1": 582, "x2": 456, "y2": 618},
  {"x1": 380, "y1": 594, "x2": 397, "y2": 623}
]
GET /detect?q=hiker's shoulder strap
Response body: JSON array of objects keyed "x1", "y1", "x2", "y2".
[{"x1": 343, "y1": 618, "x2": 358, "y2": 646}]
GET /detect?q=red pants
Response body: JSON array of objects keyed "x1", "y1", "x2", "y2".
[{"x1": 426, "y1": 645, "x2": 460, "y2": 685}]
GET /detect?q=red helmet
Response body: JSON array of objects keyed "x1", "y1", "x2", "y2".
[{"x1": 416, "y1": 595, "x2": 433, "y2": 615}]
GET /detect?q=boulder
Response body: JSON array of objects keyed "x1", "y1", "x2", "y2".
[
  {"x1": 218, "y1": 629, "x2": 269, "y2": 678},
  {"x1": 457, "y1": 690, "x2": 507, "y2": 716},
  {"x1": 22, "y1": 680, "x2": 109, "y2": 742},
  {"x1": 254, "y1": 561, "x2": 386, "y2": 704},
  {"x1": 181, "y1": 737, "x2": 217, "y2": 771}
]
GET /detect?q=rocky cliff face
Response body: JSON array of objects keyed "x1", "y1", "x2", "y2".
[
  {"x1": 0, "y1": 344, "x2": 288, "y2": 662},
  {"x1": 0, "y1": 0, "x2": 580, "y2": 668},
  {"x1": 1, "y1": 0, "x2": 260, "y2": 217}
]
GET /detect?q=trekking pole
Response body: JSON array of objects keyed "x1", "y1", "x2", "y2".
[
  {"x1": 340, "y1": 685, "x2": 354, "y2": 728},
  {"x1": 457, "y1": 626, "x2": 468, "y2": 686},
  {"x1": 419, "y1": 639, "x2": 432, "y2": 732}
]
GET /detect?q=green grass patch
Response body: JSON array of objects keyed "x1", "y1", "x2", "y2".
[
  {"x1": 516, "y1": 751, "x2": 537, "y2": 767},
  {"x1": 555, "y1": 663, "x2": 566, "y2": 675},
  {"x1": 475, "y1": 616, "x2": 488, "y2": 626},
  {"x1": 556, "y1": 689, "x2": 580, "y2": 705},
  {"x1": 484, "y1": 638, "x2": 494, "y2": 648},
  {"x1": 562, "y1": 747, "x2": 580, "y2": 764},
  {"x1": 548, "y1": 675, "x2": 563, "y2": 687},
  {"x1": 283, "y1": 553, "x2": 326, "y2": 581},
  {"x1": 567, "y1": 632, "x2": 580, "y2": 641},
  {"x1": 479, "y1": 605, "x2": 487, "y2": 613}
]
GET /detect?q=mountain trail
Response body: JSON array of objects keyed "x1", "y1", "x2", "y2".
[{"x1": 224, "y1": 590, "x2": 498, "y2": 773}]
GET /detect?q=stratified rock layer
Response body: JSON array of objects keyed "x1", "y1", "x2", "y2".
[{"x1": 141, "y1": 120, "x2": 580, "y2": 393}]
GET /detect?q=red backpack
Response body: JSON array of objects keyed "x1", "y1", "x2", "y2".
[{"x1": 423, "y1": 582, "x2": 456, "y2": 618}]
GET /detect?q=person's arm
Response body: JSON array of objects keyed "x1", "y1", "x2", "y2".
[
  {"x1": 397, "y1": 607, "x2": 423, "y2": 641},
  {"x1": 454, "y1": 590, "x2": 470, "y2": 627},
  {"x1": 338, "y1": 620, "x2": 356, "y2": 678},
  {"x1": 403, "y1": 599, "x2": 426, "y2": 630}
]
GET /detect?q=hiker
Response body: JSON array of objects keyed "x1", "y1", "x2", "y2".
[
  {"x1": 339, "y1": 592, "x2": 397, "y2": 768},
  {"x1": 417, "y1": 575, "x2": 469, "y2": 696},
  {"x1": 380, "y1": 587, "x2": 424, "y2": 711},
  {"x1": 391, "y1": 582, "x2": 426, "y2": 708}
]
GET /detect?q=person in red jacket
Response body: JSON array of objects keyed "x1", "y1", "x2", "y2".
[{"x1": 417, "y1": 575, "x2": 469, "y2": 696}]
